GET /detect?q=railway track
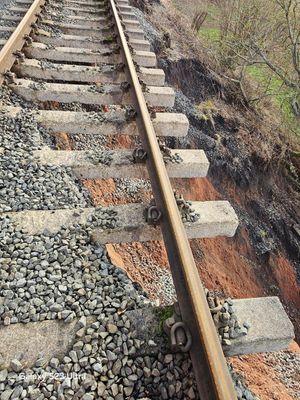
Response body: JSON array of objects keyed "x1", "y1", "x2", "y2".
[{"x1": 0, "y1": 0, "x2": 293, "y2": 399}]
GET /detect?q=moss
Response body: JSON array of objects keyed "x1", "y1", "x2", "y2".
[{"x1": 156, "y1": 305, "x2": 174, "y2": 335}]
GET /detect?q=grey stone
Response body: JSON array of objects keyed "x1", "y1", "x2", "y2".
[
  {"x1": 0, "y1": 369, "x2": 8, "y2": 383},
  {"x1": 76, "y1": 328, "x2": 85, "y2": 338},
  {"x1": 97, "y1": 382, "x2": 106, "y2": 396},
  {"x1": 106, "y1": 323, "x2": 118, "y2": 334},
  {"x1": 16, "y1": 279, "x2": 26, "y2": 288},
  {"x1": 112, "y1": 359, "x2": 122, "y2": 375},
  {"x1": 1, "y1": 388, "x2": 13, "y2": 400},
  {"x1": 50, "y1": 303, "x2": 63, "y2": 312},
  {"x1": 49, "y1": 358, "x2": 59, "y2": 369},
  {"x1": 111, "y1": 383, "x2": 118, "y2": 396},
  {"x1": 10, "y1": 359, "x2": 22, "y2": 372},
  {"x1": 82, "y1": 395, "x2": 94, "y2": 400},
  {"x1": 69, "y1": 350, "x2": 78, "y2": 363},
  {"x1": 92, "y1": 363, "x2": 102, "y2": 373},
  {"x1": 83, "y1": 344, "x2": 92, "y2": 356},
  {"x1": 106, "y1": 350, "x2": 117, "y2": 361},
  {"x1": 78, "y1": 316, "x2": 86, "y2": 328}
]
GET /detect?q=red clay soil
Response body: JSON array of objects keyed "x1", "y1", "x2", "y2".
[
  {"x1": 83, "y1": 178, "x2": 123, "y2": 206},
  {"x1": 230, "y1": 341, "x2": 300, "y2": 399},
  {"x1": 177, "y1": 177, "x2": 300, "y2": 303},
  {"x1": 106, "y1": 241, "x2": 170, "y2": 302},
  {"x1": 269, "y1": 253, "x2": 300, "y2": 309},
  {"x1": 230, "y1": 353, "x2": 296, "y2": 400},
  {"x1": 103, "y1": 134, "x2": 135, "y2": 149},
  {"x1": 82, "y1": 178, "x2": 152, "y2": 206},
  {"x1": 54, "y1": 132, "x2": 73, "y2": 150}
]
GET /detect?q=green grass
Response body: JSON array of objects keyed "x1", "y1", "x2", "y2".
[
  {"x1": 205, "y1": 4, "x2": 221, "y2": 23},
  {"x1": 198, "y1": 2, "x2": 220, "y2": 43},
  {"x1": 198, "y1": 27, "x2": 220, "y2": 43},
  {"x1": 247, "y1": 65, "x2": 300, "y2": 137}
]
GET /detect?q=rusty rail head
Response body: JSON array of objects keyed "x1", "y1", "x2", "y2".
[
  {"x1": 108, "y1": 0, "x2": 238, "y2": 399},
  {"x1": 0, "y1": 0, "x2": 46, "y2": 85}
]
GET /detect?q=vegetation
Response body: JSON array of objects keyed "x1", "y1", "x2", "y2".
[
  {"x1": 157, "y1": 305, "x2": 174, "y2": 335},
  {"x1": 191, "y1": 0, "x2": 300, "y2": 137},
  {"x1": 199, "y1": 27, "x2": 220, "y2": 43}
]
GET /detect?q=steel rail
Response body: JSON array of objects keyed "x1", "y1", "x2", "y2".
[
  {"x1": 108, "y1": 0, "x2": 238, "y2": 398},
  {"x1": 0, "y1": 0, "x2": 46, "y2": 85}
]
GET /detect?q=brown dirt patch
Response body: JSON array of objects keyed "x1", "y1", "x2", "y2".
[
  {"x1": 82, "y1": 178, "x2": 152, "y2": 206},
  {"x1": 104, "y1": 134, "x2": 135, "y2": 149},
  {"x1": 106, "y1": 241, "x2": 170, "y2": 302},
  {"x1": 270, "y1": 254, "x2": 300, "y2": 309},
  {"x1": 230, "y1": 354, "x2": 296, "y2": 400},
  {"x1": 54, "y1": 132, "x2": 73, "y2": 150}
]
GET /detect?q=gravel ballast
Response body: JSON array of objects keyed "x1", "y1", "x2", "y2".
[
  {"x1": 0, "y1": 214, "x2": 202, "y2": 399},
  {"x1": 0, "y1": 109, "x2": 89, "y2": 213},
  {"x1": 0, "y1": 0, "x2": 31, "y2": 40}
]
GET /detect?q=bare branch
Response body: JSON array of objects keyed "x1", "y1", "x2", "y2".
[{"x1": 218, "y1": 0, "x2": 300, "y2": 94}]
